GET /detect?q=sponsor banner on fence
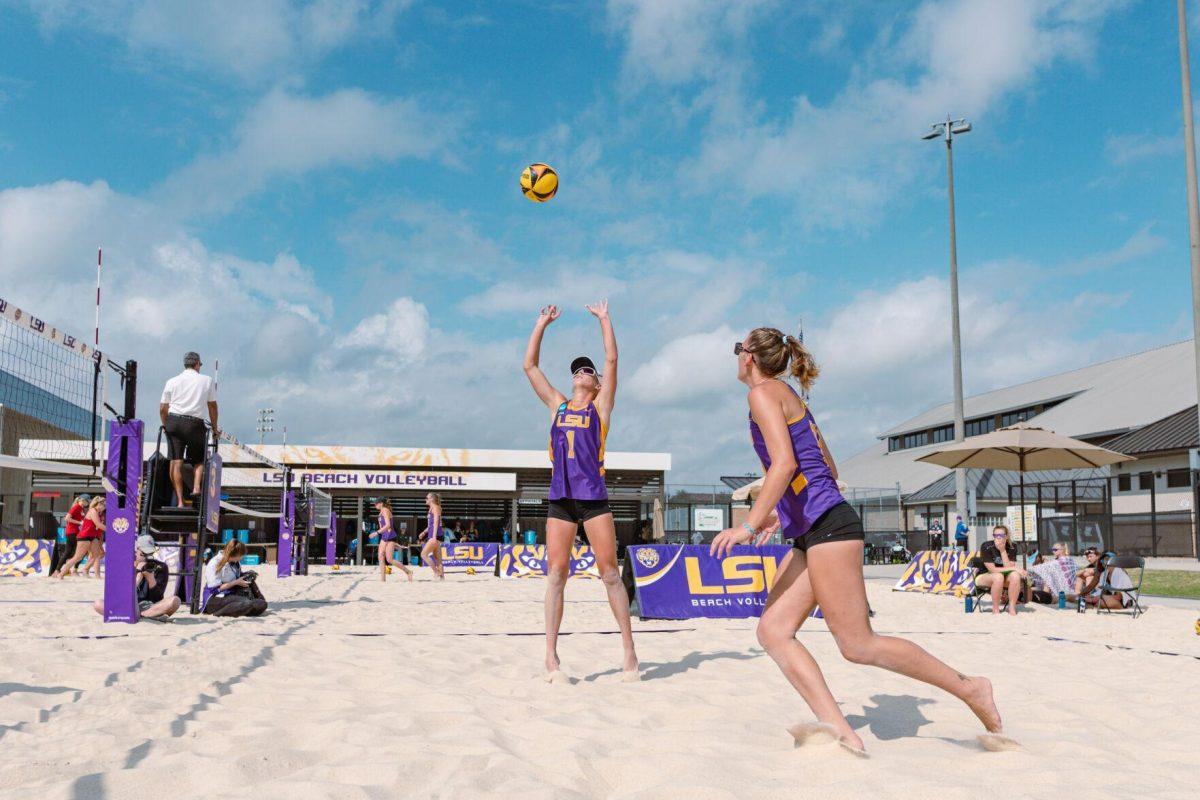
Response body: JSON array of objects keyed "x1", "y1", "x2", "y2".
[
  {"x1": 0, "y1": 539, "x2": 54, "y2": 577},
  {"x1": 893, "y1": 550, "x2": 975, "y2": 595},
  {"x1": 624, "y1": 544, "x2": 792, "y2": 619},
  {"x1": 221, "y1": 468, "x2": 516, "y2": 492},
  {"x1": 440, "y1": 543, "x2": 499, "y2": 570},
  {"x1": 498, "y1": 545, "x2": 600, "y2": 579}
]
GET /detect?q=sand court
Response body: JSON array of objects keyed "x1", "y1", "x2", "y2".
[{"x1": 2, "y1": 569, "x2": 1198, "y2": 799}]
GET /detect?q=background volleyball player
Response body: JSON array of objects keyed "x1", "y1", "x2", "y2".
[
  {"x1": 523, "y1": 301, "x2": 639, "y2": 681},
  {"x1": 374, "y1": 499, "x2": 412, "y2": 583}
]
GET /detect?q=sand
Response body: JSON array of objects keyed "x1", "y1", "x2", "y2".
[{"x1": 1, "y1": 567, "x2": 1198, "y2": 800}]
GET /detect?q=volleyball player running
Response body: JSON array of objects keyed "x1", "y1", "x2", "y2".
[
  {"x1": 418, "y1": 492, "x2": 444, "y2": 580},
  {"x1": 523, "y1": 301, "x2": 639, "y2": 681},
  {"x1": 709, "y1": 328, "x2": 1007, "y2": 754},
  {"x1": 374, "y1": 499, "x2": 412, "y2": 583}
]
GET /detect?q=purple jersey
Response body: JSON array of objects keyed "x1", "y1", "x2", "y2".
[
  {"x1": 427, "y1": 512, "x2": 440, "y2": 541},
  {"x1": 749, "y1": 383, "x2": 844, "y2": 540},
  {"x1": 378, "y1": 510, "x2": 396, "y2": 541},
  {"x1": 548, "y1": 401, "x2": 608, "y2": 501}
]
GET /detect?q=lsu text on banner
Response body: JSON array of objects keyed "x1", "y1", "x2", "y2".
[
  {"x1": 440, "y1": 543, "x2": 499, "y2": 570},
  {"x1": 624, "y1": 544, "x2": 793, "y2": 619}
]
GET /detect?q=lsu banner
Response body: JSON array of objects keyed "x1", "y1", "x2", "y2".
[
  {"x1": 624, "y1": 544, "x2": 792, "y2": 619},
  {"x1": 0, "y1": 539, "x2": 54, "y2": 577},
  {"x1": 893, "y1": 550, "x2": 975, "y2": 595},
  {"x1": 498, "y1": 544, "x2": 600, "y2": 579},
  {"x1": 440, "y1": 543, "x2": 499, "y2": 571}
]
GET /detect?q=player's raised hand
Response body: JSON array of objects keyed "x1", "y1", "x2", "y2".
[
  {"x1": 537, "y1": 305, "x2": 561, "y2": 326},
  {"x1": 585, "y1": 299, "x2": 609, "y2": 320}
]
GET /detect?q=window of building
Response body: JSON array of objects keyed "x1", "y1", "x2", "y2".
[
  {"x1": 932, "y1": 425, "x2": 954, "y2": 444},
  {"x1": 901, "y1": 431, "x2": 929, "y2": 449},
  {"x1": 1116, "y1": 473, "x2": 1131, "y2": 492},
  {"x1": 965, "y1": 417, "x2": 995, "y2": 437},
  {"x1": 1167, "y1": 469, "x2": 1191, "y2": 489},
  {"x1": 1137, "y1": 472, "x2": 1154, "y2": 491},
  {"x1": 1001, "y1": 408, "x2": 1034, "y2": 427},
  {"x1": 888, "y1": 436, "x2": 900, "y2": 453}
]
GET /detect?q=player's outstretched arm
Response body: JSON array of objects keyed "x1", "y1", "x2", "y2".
[
  {"x1": 524, "y1": 306, "x2": 567, "y2": 409},
  {"x1": 587, "y1": 300, "x2": 617, "y2": 413}
]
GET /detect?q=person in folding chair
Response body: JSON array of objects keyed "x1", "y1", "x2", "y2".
[
  {"x1": 1080, "y1": 550, "x2": 1142, "y2": 614},
  {"x1": 974, "y1": 525, "x2": 1028, "y2": 615}
]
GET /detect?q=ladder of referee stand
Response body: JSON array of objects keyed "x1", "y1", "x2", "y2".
[{"x1": 140, "y1": 425, "x2": 215, "y2": 615}]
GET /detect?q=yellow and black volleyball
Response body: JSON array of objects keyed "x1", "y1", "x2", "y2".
[{"x1": 520, "y1": 162, "x2": 558, "y2": 202}]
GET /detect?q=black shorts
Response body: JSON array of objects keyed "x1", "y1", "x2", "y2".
[
  {"x1": 793, "y1": 502, "x2": 865, "y2": 552},
  {"x1": 547, "y1": 498, "x2": 611, "y2": 525},
  {"x1": 164, "y1": 414, "x2": 207, "y2": 465}
]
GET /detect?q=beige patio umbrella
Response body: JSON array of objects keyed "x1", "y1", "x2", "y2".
[
  {"x1": 651, "y1": 496, "x2": 665, "y2": 541},
  {"x1": 731, "y1": 477, "x2": 762, "y2": 503},
  {"x1": 915, "y1": 422, "x2": 1133, "y2": 564}
]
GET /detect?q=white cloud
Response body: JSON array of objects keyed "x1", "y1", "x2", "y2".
[
  {"x1": 157, "y1": 87, "x2": 460, "y2": 215},
  {"x1": 611, "y1": 0, "x2": 1126, "y2": 229},
  {"x1": 1059, "y1": 224, "x2": 1167, "y2": 275},
  {"x1": 21, "y1": 0, "x2": 411, "y2": 83},
  {"x1": 459, "y1": 267, "x2": 626, "y2": 317},
  {"x1": 338, "y1": 297, "x2": 429, "y2": 361},
  {"x1": 1104, "y1": 132, "x2": 1177, "y2": 166},
  {"x1": 626, "y1": 325, "x2": 738, "y2": 403}
]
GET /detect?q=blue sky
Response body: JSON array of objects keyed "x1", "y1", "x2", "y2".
[{"x1": 0, "y1": 0, "x2": 1195, "y2": 483}]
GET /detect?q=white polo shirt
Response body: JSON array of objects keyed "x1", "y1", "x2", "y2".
[{"x1": 160, "y1": 369, "x2": 217, "y2": 418}]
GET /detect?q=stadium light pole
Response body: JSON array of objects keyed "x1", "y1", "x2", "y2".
[
  {"x1": 256, "y1": 408, "x2": 275, "y2": 446},
  {"x1": 1177, "y1": 0, "x2": 1200, "y2": 490},
  {"x1": 923, "y1": 116, "x2": 972, "y2": 545}
]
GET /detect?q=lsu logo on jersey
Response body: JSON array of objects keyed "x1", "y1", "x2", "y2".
[
  {"x1": 684, "y1": 554, "x2": 785, "y2": 595},
  {"x1": 556, "y1": 412, "x2": 591, "y2": 429}
]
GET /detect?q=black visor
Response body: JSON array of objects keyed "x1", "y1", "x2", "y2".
[{"x1": 570, "y1": 356, "x2": 596, "y2": 375}]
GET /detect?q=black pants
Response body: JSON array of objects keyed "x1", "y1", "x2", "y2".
[
  {"x1": 205, "y1": 584, "x2": 267, "y2": 617},
  {"x1": 165, "y1": 414, "x2": 207, "y2": 465}
]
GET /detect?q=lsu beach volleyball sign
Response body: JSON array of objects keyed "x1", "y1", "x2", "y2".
[
  {"x1": 497, "y1": 545, "x2": 600, "y2": 579},
  {"x1": 624, "y1": 544, "x2": 792, "y2": 619},
  {"x1": 440, "y1": 543, "x2": 499, "y2": 571},
  {"x1": 221, "y1": 468, "x2": 515, "y2": 492}
]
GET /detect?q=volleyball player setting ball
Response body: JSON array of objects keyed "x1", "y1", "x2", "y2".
[
  {"x1": 708, "y1": 328, "x2": 1011, "y2": 755},
  {"x1": 523, "y1": 300, "x2": 639, "y2": 683}
]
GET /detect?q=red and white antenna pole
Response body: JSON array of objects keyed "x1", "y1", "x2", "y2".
[{"x1": 95, "y1": 247, "x2": 102, "y2": 351}]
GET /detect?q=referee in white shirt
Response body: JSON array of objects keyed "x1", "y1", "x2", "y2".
[{"x1": 159, "y1": 351, "x2": 219, "y2": 507}]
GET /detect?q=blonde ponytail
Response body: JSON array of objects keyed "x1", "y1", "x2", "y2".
[{"x1": 745, "y1": 327, "x2": 821, "y2": 391}]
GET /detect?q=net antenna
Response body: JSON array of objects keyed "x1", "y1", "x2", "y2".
[
  {"x1": 796, "y1": 317, "x2": 810, "y2": 402},
  {"x1": 0, "y1": 295, "x2": 136, "y2": 481},
  {"x1": 216, "y1": 429, "x2": 288, "y2": 518}
]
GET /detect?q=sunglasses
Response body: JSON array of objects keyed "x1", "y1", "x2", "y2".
[
  {"x1": 992, "y1": 533, "x2": 1006, "y2": 538},
  {"x1": 1084, "y1": 550, "x2": 1098, "y2": 555},
  {"x1": 573, "y1": 367, "x2": 596, "y2": 377},
  {"x1": 734, "y1": 342, "x2": 753, "y2": 356}
]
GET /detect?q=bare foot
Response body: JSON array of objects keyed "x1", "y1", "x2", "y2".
[
  {"x1": 961, "y1": 676, "x2": 1003, "y2": 733},
  {"x1": 788, "y1": 723, "x2": 865, "y2": 755},
  {"x1": 622, "y1": 651, "x2": 640, "y2": 674},
  {"x1": 546, "y1": 652, "x2": 561, "y2": 675}
]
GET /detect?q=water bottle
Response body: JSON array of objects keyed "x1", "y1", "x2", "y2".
[
  {"x1": 964, "y1": 595, "x2": 973, "y2": 613},
  {"x1": 1057, "y1": 591, "x2": 1066, "y2": 609},
  {"x1": 1077, "y1": 594, "x2": 1085, "y2": 613}
]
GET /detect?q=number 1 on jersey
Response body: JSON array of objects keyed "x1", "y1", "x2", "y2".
[{"x1": 566, "y1": 429, "x2": 576, "y2": 459}]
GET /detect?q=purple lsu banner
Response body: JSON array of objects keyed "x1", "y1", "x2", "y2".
[
  {"x1": 0, "y1": 539, "x2": 54, "y2": 577},
  {"x1": 440, "y1": 543, "x2": 499, "y2": 570},
  {"x1": 625, "y1": 544, "x2": 793, "y2": 619},
  {"x1": 497, "y1": 544, "x2": 600, "y2": 579},
  {"x1": 893, "y1": 550, "x2": 975, "y2": 595}
]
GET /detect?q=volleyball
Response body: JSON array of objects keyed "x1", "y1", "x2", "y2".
[
  {"x1": 520, "y1": 163, "x2": 558, "y2": 202},
  {"x1": 466, "y1": 567, "x2": 476, "y2": 575}
]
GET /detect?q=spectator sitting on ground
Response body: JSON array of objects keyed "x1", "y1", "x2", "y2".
[
  {"x1": 93, "y1": 534, "x2": 180, "y2": 620},
  {"x1": 159, "y1": 351, "x2": 218, "y2": 507},
  {"x1": 202, "y1": 541, "x2": 267, "y2": 617},
  {"x1": 1076, "y1": 550, "x2": 1135, "y2": 610},
  {"x1": 974, "y1": 525, "x2": 1027, "y2": 616}
]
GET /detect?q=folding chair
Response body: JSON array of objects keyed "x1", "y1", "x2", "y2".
[{"x1": 1096, "y1": 555, "x2": 1145, "y2": 619}]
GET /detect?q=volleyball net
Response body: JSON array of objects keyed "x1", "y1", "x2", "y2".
[{"x1": 0, "y1": 295, "x2": 136, "y2": 477}]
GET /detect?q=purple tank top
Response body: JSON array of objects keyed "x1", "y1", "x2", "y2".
[
  {"x1": 379, "y1": 510, "x2": 396, "y2": 541},
  {"x1": 548, "y1": 401, "x2": 607, "y2": 501},
  {"x1": 427, "y1": 512, "x2": 439, "y2": 541},
  {"x1": 749, "y1": 383, "x2": 844, "y2": 539}
]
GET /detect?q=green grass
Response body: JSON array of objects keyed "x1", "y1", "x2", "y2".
[{"x1": 1141, "y1": 570, "x2": 1200, "y2": 599}]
